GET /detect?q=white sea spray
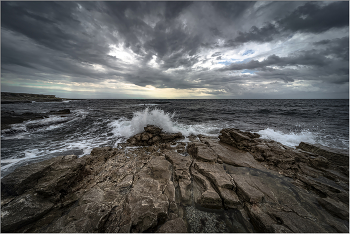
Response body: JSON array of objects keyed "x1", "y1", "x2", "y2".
[{"x1": 257, "y1": 128, "x2": 316, "y2": 147}]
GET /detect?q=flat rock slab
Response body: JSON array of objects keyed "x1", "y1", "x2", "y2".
[
  {"x1": 225, "y1": 165, "x2": 349, "y2": 233},
  {"x1": 193, "y1": 160, "x2": 234, "y2": 190},
  {"x1": 210, "y1": 141, "x2": 265, "y2": 170},
  {"x1": 191, "y1": 167, "x2": 222, "y2": 209},
  {"x1": 188, "y1": 142, "x2": 218, "y2": 162}
]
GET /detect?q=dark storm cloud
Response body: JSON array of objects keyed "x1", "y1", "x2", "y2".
[
  {"x1": 220, "y1": 52, "x2": 329, "y2": 71},
  {"x1": 1, "y1": 1, "x2": 349, "y2": 98},
  {"x1": 224, "y1": 1, "x2": 349, "y2": 48},
  {"x1": 313, "y1": 37, "x2": 349, "y2": 61},
  {"x1": 1, "y1": 1, "x2": 122, "y2": 74},
  {"x1": 221, "y1": 36, "x2": 349, "y2": 72},
  {"x1": 278, "y1": 1, "x2": 349, "y2": 33},
  {"x1": 211, "y1": 1, "x2": 255, "y2": 21},
  {"x1": 219, "y1": 35, "x2": 349, "y2": 85},
  {"x1": 225, "y1": 23, "x2": 279, "y2": 47}
]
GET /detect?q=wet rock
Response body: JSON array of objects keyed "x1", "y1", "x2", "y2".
[
  {"x1": 230, "y1": 173, "x2": 264, "y2": 204},
  {"x1": 127, "y1": 125, "x2": 183, "y2": 146},
  {"x1": 34, "y1": 155, "x2": 86, "y2": 200},
  {"x1": 144, "y1": 125, "x2": 162, "y2": 135},
  {"x1": 160, "y1": 132, "x2": 183, "y2": 141},
  {"x1": 156, "y1": 218, "x2": 187, "y2": 233},
  {"x1": 297, "y1": 142, "x2": 349, "y2": 168},
  {"x1": 245, "y1": 203, "x2": 278, "y2": 232},
  {"x1": 1, "y1": 156, "x2": 65, "y2": 196},
  {"x1": 317, "y1": 197, "x2": 349, "y2": 220},
  {"x1": 310, "y1": 156, "x2": 329, "y2": 168},
  {"x1": 1, "y1": 192, "x2": 54, "y2": 233},
  {"x1": 219, "y1": 128, "x2": 257, "y2": 151}
]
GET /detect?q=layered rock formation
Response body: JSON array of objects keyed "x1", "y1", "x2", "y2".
[{"x1": 1, "y1": 126, "x2": 349, "y2": 232}]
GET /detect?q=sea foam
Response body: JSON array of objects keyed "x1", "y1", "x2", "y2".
[
  {"x1": 257, "y1": 128, "x2": 316, "y2": 147},
  {"x1": 109, "y1": 107, "x2": 222, "y2": 139}
]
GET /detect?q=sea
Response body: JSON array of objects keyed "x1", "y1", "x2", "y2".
[{"x1": 1, "y1": 99, "x2": 349, "y2": 177}]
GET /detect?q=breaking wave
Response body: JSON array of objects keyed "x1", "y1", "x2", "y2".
[
  {"x1": 257, "y1": 128, "x2": 316, "y2": 147},
  {"x1": 109, "y1": 107, "x2": 223, "y2": 140}
]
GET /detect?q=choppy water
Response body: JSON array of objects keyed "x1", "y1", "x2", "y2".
[{"x1": 1, "y1": 99, "x2": 348, "y2": 177}]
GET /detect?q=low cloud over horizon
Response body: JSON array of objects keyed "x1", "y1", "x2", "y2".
[{"x1": 1, "y1": 1, "x2": 349, "y2": 99}]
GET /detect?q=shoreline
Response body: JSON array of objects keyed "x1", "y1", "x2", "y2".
[
  {"x1": 1, "y1": 126, "x2": 348, "y2": 233},
  {"x1": 1, "y1": 92, "x2": 64, "y2": 104}
]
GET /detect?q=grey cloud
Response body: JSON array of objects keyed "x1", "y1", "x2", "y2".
[
  {"x1": 221, "y1": 50, "x2": 333, "y2": 71},
  {"x1": 211, "y1": 52, "x2": 221, "y2": 57},
  {"x1": 224, "y1": 2, "x2": 349, "y2": 48},
  {"x1": 278, "y1": 2, "x2": 349, "y2": 33},
  {"x1": 164, "y1": 2, "x2": 193, "y2": 21},
  {"x1": 234, "y1": 23, "x2": 279, "y2": 44},
  {"x1": 314, "y1": 37, "x2": 349, "y2": 61},
  {"x1": 211, "y1": 1, "x2": 256, "y2": 21}
]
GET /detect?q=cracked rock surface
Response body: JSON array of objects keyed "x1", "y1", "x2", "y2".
[{"x1": 1, "y1": 125, "x2": 349, "y2": 232}]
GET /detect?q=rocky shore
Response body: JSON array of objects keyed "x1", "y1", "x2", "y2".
[
  {"x1": 1, "y1": 126, "x2": 349, "y2": 232},
  {"x1": 1, "y1": 92, "x2": 63, "y2": 104}
]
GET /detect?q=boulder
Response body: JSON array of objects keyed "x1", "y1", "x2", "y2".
[{"x1": 127, "y1": 125, "x2": 184, "y2": 146}]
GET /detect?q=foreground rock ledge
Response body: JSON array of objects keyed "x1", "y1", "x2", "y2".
[{"x1": 1, "y1": 126, "x2": 349, "y2": 233}]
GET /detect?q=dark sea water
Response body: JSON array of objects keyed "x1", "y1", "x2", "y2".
[{"x1": 1, "y1": 99, "x2": 349, "y2": 177}]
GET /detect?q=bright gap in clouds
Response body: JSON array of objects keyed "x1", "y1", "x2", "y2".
[{"x1": 108, "y1": 44, "x2": 140, "y2": 64}]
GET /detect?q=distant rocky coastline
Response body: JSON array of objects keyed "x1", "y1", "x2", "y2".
[
  {"x1": 1, "y1": 92, "x2": 64, "y2": 104},
  {"x1": 1, "y1": 126, "x2": 349, "y2": 232}
]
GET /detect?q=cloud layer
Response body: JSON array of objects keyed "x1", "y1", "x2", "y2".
[{"x1": 1, "y1": 1, "x2": 349, "y2": 98}]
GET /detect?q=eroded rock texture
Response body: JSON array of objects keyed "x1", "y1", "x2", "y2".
[{"x1": 1, "y1": 125, "x2": 349, "y2": 232}]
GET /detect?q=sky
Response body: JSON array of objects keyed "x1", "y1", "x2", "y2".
[{"x1": 1, "y1": 1, "x2": 349, "y2": 99}]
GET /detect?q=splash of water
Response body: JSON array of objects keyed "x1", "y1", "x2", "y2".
[
  {"x1": 109, "y1": 108, "x2": 176, "y2": 138},
  {"x1": 109, "y1": 107, "x2": 222, "y2": 139},
  {"x1": 257, "y1": 128, "x2": 316, "y2": 147}
]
